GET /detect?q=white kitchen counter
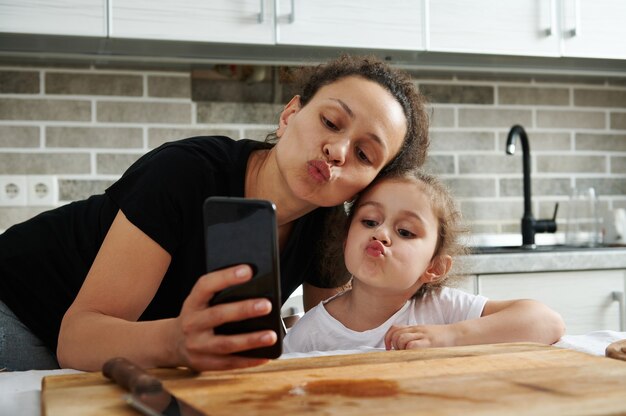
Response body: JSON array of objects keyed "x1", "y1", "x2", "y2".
[{"x1": 458, "y1": 247, "x2": 626, "y2": 275}]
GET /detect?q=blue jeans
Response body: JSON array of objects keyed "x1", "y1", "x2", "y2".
[{"x1": 0, "y1": 300, "x2": 59, "y2": 371}]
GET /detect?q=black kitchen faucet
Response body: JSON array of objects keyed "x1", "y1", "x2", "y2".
[{"x1": 506, "y1": 125, "x2": 558, "y2": 247}]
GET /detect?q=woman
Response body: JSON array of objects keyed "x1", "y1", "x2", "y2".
[{"x1": 0, "y1": 55, "x2": 429, "y2": 372}]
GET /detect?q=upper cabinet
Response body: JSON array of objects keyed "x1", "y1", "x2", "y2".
[
  {"x1": 0, "y1": 0, "x2": 107, "y2": 37},
  {"x1": 428, "y1": 0, "x2": 560, "y2": 57},
  {"x1": 2, "y1": 0, "x2": 626, "y2": 65},
  {"x1": 428, "y1": 0, "x2": 626, "y2": 59},
  {"x1": 275, "y1": 0, "x2": 425, "y2": 50},
  {"x1": 110, "y1": 0, "x2": 275, "y2": 45},
  {"x1": 110, "y1": 0, "x2": 425, "y2": 50},
  {"x1": 560, "y1": 0, "x2": 626, "y2": 59}
]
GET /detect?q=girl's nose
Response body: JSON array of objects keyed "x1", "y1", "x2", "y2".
[
  {"x1": 372, "y1": 231, "x2": 390, "y2": 246},
  {"x1": 323, "y1": 139, "x2": 349, "y2": 166}
]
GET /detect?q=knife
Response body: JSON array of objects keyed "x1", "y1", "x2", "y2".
[{"x1": 103, "y1": 357, "x2": 205, "y2": 416}]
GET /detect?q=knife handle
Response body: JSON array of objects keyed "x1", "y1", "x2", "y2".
[{"x1": 103, "y1": 357, "x2": 163, "y2": 394}]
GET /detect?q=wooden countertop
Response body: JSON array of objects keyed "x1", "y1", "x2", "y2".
[{"x1": 42, "y1": 343, "x2": 626, "y2": 415}]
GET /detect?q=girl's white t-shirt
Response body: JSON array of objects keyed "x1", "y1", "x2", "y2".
[{"x1": 283, "y1": 287, "x2": 488, "y2": 353}]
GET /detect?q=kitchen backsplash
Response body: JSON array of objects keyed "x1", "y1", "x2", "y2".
[{"x1": 0, "y1": 63, "x2": 625, "y2": 235}]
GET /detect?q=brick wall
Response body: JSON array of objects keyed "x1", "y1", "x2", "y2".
[{"x1": 1, "y1": 64, "x2": 625, "y2": 236}]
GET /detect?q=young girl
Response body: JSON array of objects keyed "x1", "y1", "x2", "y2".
[{"x1": 283, "y1": 170, "x2": 565, "y2": 353}]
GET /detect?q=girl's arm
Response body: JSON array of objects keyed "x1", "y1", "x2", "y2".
[
  {"x1": 459, "y1": 299, "x2": 566, "y2": 345},
  {"x1": 385, "y1": 299, "x2": 566, "y2": 350},
  {"x1": 57, "y1": 210, "x2": 277, "y2": 371}
]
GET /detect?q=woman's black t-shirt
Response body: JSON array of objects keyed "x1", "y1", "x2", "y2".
[{"x1": 0, "y1": 136, "x2": 331, "y2": 351}]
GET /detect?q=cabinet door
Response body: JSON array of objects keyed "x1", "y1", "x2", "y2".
[
  {"x1": 275, "y1": 0, "x2": 425, "y2": 50},
  {"x1": 110, "y1": 0, "x2": 274, "y2": 45},
  {"x1": 560, "y1": 0, "x2": 626, "y2": 59},
  {"x1": 428, "y1": 0, "x2": 560, "y2": 57},
  {"x1": 479, "y1": 270, "x2": 626, "y2": 335},
  {"x1": 0, "y1": 0, "x2": 107, "y2": 37}
]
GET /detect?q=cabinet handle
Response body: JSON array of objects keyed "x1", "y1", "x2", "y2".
[
  {"x1": 258, "y1": 0, "x2": 264, "y2": 23},
  {"x1": 612, "y1": 291, "x2": 625, "y2": 331},
  {"x1": 545, "y1": 0, "x2": 555, "y2": 36},
  {"x1": 288, "y1": 0, "x2": 295, "y2": 23},
  {"x1": 569, "y1": 0, "x2": 580, "y2": 37}
]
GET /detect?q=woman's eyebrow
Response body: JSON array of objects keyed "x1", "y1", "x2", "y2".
[{"x1": 330, "y1": 98, "x2": 354, "y2": 118}]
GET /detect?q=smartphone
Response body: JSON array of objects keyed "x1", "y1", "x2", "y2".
[{"x1": 203, "y1": 196, "x2": 283, "y2": 359}]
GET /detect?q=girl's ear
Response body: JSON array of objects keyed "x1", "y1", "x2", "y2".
[
  {"x1": 276, "y1": 95, "x2": 301, "y2": 138},
  {"x1": 421, "y1": 255, "x2": 452, "y2": 283}
]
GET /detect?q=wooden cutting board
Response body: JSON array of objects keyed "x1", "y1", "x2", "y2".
[{"x1": 42, "y1": 343, "x2": 626, "y2": 415}]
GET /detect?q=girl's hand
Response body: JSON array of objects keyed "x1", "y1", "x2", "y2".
[
  {"x1": 384, "y1": 324, "x2": 458, "y2": 350},
  {"x1": 173, "y1": 265, "x2": 278, "y2": 371}
]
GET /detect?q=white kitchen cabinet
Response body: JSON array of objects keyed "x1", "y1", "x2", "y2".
[
  {"x1": 428, "y1": 0, "x2": 626, "y2": 60},
  {"x1": 275, "y1": 0, "x2": 425, "y2": 50},
  {"x1": 0, "y1": 0, "x2": 107, "y2": 37},
  {"x1": 478, "y1": 270, "x2": 626, "y2": 335},
  {"x1": 110, "y1": 0, "x2": 275, "y2": 45},
  {"x1": 428, "y1": 0, "x2": 560, "y2": 57},
  {"x1": 111, "y1": 0, "x2": 425, "y2": 50},
  {"x1": 560, "y1": 0, "x2": 626, "y2": 59},
  {"x1": 3, "y1": 0, "x2": 626, "y2": 66}
]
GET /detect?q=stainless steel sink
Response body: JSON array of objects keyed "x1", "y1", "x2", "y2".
[{"x1": 470, "y1": 243, "x2": 626, "y2": 254}]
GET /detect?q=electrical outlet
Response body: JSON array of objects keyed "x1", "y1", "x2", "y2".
[
  {"x1": 0, "y1": 175, "x2": 28, "y2": 206},
  {"x1": 26, "y1": 175, "x2": 58, "y2": 206}
]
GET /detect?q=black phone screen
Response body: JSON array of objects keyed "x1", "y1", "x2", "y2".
[{"x1": 203, "y1": 197, "x2": 283, "y2": 358}]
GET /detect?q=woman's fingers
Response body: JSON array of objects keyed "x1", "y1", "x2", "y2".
[
  {"x1": 183, "y1": 330, "x2": 277, "y2": 369},
  {"x1": 184, "y1": 265, "x2": 253, "y2": 311},
  {"x1": 181, "y1": 297, "x2": 272, "y2": 335},
  {"x1": 182, "y1": 320, "x2": 277, "y2": 356},
  {"x1": 205, "y1": 330, "x2": 278, "y2": 355},
  {"x1": 180, "y1": 264, "x2": 275, "y2": 335},
  {"x1": 174, "y1": 265, "x2": 279, "y2": 371}
]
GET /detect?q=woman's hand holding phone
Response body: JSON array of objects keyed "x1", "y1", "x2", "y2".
[{"x1": 173, "y1": 265, "x2": 278, "y2": 371}]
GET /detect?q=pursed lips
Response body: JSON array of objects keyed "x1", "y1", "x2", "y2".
[
  {"x1": 366, "y1": 240, "x2": 386, "y2": 257},
  {"x1": 307, "y1": 159, "x2": 332, "y2": 183}
]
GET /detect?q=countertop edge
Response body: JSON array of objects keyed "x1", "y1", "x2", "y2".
[{"x1": 456, "y1": 248, "x2": 626, "y2": 275}]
